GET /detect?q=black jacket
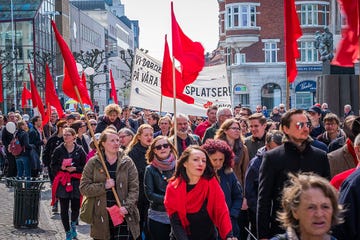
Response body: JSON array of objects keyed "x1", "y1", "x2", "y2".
[
  {"x1": 42, "y1": 134, "x2": 64, "y2": 167},
  {"x1": 257, "y1": 140, "x2": 330, "y2": 239},
  {"x1": 95, "y1": 115, "x2": 125, "y2": 133},
  {"x1": 16, "y1": 129, "x2": 34, "y2": 156},
  {"x1": 144, "y1": 164, "x2": 174, "y2": 212},
  {"x1": 29, "y1": 127, "x2": 44, "y2": 156},
  {"x1": 50, "y1": 143, "x2": 86, "y2": 199}
]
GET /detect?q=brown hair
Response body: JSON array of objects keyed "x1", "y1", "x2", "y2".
[
  {"x1": 145, "y1": 136, "x2": 177, "y2": 164},
  {"x1": 126, "y1": 124, "x2": 153, "y2": 152}
]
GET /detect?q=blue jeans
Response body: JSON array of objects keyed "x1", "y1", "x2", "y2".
[{"x1": 16, "y1": 155, "x2": 31, "y2": 178}]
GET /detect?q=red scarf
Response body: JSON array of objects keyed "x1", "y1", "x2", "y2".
[
  {"x1": 346, "y1": 138, "x2": 358, "y2": 166},
  {"x1": 51, "y1": 171, "x2": 82, "y2": 206},
  {"x1": 164, "y1": 177, "x2": 232, "y2": 239}
]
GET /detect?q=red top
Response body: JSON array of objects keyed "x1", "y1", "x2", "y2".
[{"x1": 194, "y1": 120, "x2": 212, "y2": 140}]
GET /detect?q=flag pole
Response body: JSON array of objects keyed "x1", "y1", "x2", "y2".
[
  {"x1": 286, "y1": 78, "x2": 290, "y2": 110},
  {"x1": 172, "y1": 56, "x2": 178, "y2": 154},
  {"x1": 160, "y1": 94, "x2": 163, "y2": 115},
  {"x1": 73, "y1": 85, "x2": 122, "y2": 208}
]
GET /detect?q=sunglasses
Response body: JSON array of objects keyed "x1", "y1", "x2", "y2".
[
  {"x1": 296, "y1": 121, "x2": 312, "y2": 130},
  {"x1": 91, "y1": 123, "x2": 97, "y2": 126},
  {"x1": 154, "y1": 143, "x2": 170, "y2": 150}
]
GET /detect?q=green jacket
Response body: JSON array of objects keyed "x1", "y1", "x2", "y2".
[{"x1": 79, "y1": 150, "x2": 140, "y2": 239}]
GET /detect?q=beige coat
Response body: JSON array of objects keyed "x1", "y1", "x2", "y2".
[
  {"x1": 79, "y1": 150, "x2": 140, "y2": 239},
  {"x1": 327, "y1": 144, "x2": 357, "y2": 178}
]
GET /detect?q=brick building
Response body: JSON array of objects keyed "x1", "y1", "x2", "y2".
[{"x1": 216, "y1": 0, "x2": 342, "y2": 111}]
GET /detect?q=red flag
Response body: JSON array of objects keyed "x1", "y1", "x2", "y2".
[
  {"x1": 0, "y1": 64, "x2": 3, "y2": 102},
  {"x1": 109, "y1": 69, "x2": 118, "y2": 105},
  {"x1": 171, "y1": 2, "x2": 205, "y2": 84},
  {"x1": 332, "y1": 0, "x2": 359, "y2": 67},
  {"x1": 45, "y1": 64, "x2": 64, "y2": 117},
  {"x1": 161, "y1": 35, "x2": 194, "y2": 104},
  {"x1": 21, "y1": 82, "x2": 31, "y2": 108},
  {"x1": 284, "y1": 0, "x2": 302, "y2": 83},
  {"x1": 28, "y1": 65, "x2": 49, "y2": 125},
  {"x1": 50, "y1": 20, "x2": 92, "y2": 106}
]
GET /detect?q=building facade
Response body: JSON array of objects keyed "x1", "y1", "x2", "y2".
[{"x1": 218, "y1": 0, "x2": 342, "y2": 111}]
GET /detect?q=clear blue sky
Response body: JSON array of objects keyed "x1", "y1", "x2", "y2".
[{"x1": 121, "y1": 0, "x2": 219, "y2": 60}]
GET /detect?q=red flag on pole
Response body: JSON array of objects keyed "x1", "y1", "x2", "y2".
[
  {"x1": 284, "y1": 0, "x2": 302, "y2": 83},
  {"x1": 332, "y1": 0, "x2": 359, "y2": 67},
  {"x1": 50, "y1": 20, "x2": 92, "y2": 106},
  {"x1": 28, "y1": 65, "x2": 49, "y2": 125},
  {"x1": 0, "y1": 64, "x2": 3, "y2": 102},
  {"x1": 21, "y1": 82, "x2": 31, "y2": 108},
  {"x1": 161, "y1": 35, "x2": 194, "y2": 104},
  {"x1": 45, "y1": 64, "x2": 64, "y2": 117},
  {"x1": 109, "y1": 69, "x2": 118, "y2": 105},
  {"x1": 171, "y1": 2, "x2": 205, "y2": 84}
]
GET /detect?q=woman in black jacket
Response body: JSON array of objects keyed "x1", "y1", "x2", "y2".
[
  {"x1": 126, "y1": 124, "x2": 154, "y2": 239},
  {"x1": 50, "y1": 127, "x2": 86, "y2": 240},
  {"x1": 144, "y1": 136, "x2": 177, "y2": 240},
  {"x1": 95, "y1": 103, "x2": 125, "y2": 133},
  {"x1": 14, "y1": 120, "x2": 33, "y2": 178}
]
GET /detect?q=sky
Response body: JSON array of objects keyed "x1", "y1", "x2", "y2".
[{"x1": 121, "y1": 0, "x2": 219, "y2": 60}]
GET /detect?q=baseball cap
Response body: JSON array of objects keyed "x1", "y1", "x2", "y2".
[{"x1": 307, "y1": 106, "x2": 322, "y2": 115}]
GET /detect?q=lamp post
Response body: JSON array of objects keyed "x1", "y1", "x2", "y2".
[{"x1": 10, "y1": 0, "x2": 17, "y2": 110}]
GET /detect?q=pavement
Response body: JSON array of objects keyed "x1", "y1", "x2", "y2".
[{"x1": 0, "y1": 177, "x2": 91, "y2": 240}]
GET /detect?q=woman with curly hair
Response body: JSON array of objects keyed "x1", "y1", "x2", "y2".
[
  {"x1": 271, "y1": 173, "x2": 343, "y2": 240},
  {"x1": 95, "y1": 103, "x2": 125, "y2": 133},
  {"x1": 202, "y1": 139, "x2": 243, "y2": 238}
]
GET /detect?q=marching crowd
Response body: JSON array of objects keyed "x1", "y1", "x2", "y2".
[{"x1": 0, "y1": 102, "x2": 360, "y2": 240}]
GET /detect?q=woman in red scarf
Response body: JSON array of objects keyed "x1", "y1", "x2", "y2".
[
  {"x1": 144, "y1": 136, "x2": 177, "y2": 240},
  {"x1": 164, "y1": 145, "x2": 237, "y2": 240}
]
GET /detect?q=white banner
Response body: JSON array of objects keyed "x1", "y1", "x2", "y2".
[{"x1": 129, "y1": 49, "x2": 231, "y2": 116}]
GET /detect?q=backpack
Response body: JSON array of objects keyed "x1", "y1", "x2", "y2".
[{"x1": 9, "y1": 132, "x2": 24, "y2": 157}]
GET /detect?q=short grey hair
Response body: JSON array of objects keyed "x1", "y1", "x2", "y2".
[
  {"x1": 172, "y1": 113, "x2": 189, "y2": 122},
  {"x1": 354, "y1": 134, "x2": 360, "y2": 147},
  {"x1": 216, "y1": 107, "x2": 232, "y2": 121}
]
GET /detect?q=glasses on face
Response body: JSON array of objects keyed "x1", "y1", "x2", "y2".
[
  {"x1": 91, "y1": 123, "x2": 97, "y2": 126},
  {"x1": 296, "y1": 121, "x2": 312, "y2": 130},
  {"x1": 154, "y1": 143, "x2": 170, "y2": 150},
  {"x1": 228, "y1": 127, "x2": 241, "y2": 131},
  {"x1": 119, "y1": 135, "x2": 130, "y2": 139}
]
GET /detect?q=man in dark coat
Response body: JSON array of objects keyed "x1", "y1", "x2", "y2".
[{"x1": 257, "y1": 109, "x2": 331, "y2": 239}]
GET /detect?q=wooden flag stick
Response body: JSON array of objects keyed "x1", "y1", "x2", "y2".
[
  {"x1": 73, "y1": 86, "x2": 121, "y2": 208},
  {"x1": 172, "y1": 56, "x2": 178, "y2": 154}
]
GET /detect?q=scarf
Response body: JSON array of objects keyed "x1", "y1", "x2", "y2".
[
  {"x1": 164, "y1": 177, "x2": 232, "y2": 239},
  {"x1": 151, "y1": 153, "x2": 176, "y2": 171},
  {"x1": 51, "y1": 171, "x2": 82, "y2": 206},
  {"x1": 346, "y1": 138, "x2": 358, "y2": 166}
]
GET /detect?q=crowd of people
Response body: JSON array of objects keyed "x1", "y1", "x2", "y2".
[{"x1": 0, "y1": 102, "x2": 360, "y2": 240}]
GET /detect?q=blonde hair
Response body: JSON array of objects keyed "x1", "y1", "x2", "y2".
[
  {"x1": 126, "y1": 124, "x2": 153, "y2": 152},
  {"x1": 104, "y1": 103, "x2": 122, "y2": 116},
  {"x1": 277, "y1": 173, "x2": 343, "y2": 231}
]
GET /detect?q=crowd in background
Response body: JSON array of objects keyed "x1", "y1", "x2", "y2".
[{"x1": 0, "y1": 101, "x2": 360, "y2": 240}]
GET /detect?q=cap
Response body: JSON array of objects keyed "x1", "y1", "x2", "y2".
[
  {"x1": 22, "y1": 114, "x2": 30, "y2": 122},
  {"x1": 307, "y1": 106, "x2": 322, "y2": 115},
  {"x1": 66, "y1": 114, "x2": 76, "y2": 120}
]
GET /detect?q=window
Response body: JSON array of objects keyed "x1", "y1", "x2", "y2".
[
  {"x1": 263, "y1": 41, "x2": 278, "y2": 63},
  {"x1": 297, "y1": 3, "x2": 329, "y2": 27},
  {"x1": 234, "y1": 53, "x2": 246, "y2": 65},
  {"x1": 299, "y1": 41, "x2": 319, "y2": 63},
  {"x1": 234, "y1": 84, "x2": 250, "y2": 107},
  {"x1": 261, "y1": 83, "x2": 281, "y2": 109},
  {"x1": 226, "y1": 3, "x2": 259, "y2": 29}
]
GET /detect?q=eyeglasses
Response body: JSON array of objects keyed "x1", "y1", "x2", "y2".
[
  {"x1": 228, "y1": 127, "x2": 241, "y2": 131},
  {"x1": 119, "y1": 135, "x2": 130, "y2": 139},
  {"x1": 154, "y1": 143, "x2": 170, "y2": 150},
  {"x1": 296, "y1": 121, "x2": 312, "y2": 130},
  {"x1": 91, "y1": 123, "x2": 97, "y2": 126}
]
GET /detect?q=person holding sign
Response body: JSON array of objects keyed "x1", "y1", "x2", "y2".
[
  {"x1": 50, "y1": 127, "x2": 87, "y2": 240},
  {"x1": 80, "y1": 129, "x2": 140, "y2": 240}
]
